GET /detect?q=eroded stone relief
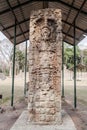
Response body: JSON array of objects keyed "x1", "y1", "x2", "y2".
[{"x1": 28, "y1": 8, "x2": 62, "y2": 125}]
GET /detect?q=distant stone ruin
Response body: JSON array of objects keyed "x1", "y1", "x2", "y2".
[{"x1": 28, "y1": 8, "x2": 62, "y2": 125}]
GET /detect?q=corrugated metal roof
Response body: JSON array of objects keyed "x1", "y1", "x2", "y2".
[{"x1": 0, "y1": 0, "x2": 87, "y2": 45}]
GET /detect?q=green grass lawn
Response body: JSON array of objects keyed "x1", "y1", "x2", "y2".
[
  {"x1": 0, "y1": 76, "x2": 87, "y2": 109},
  {"x1": 64, "y1": 80, "x2": 87, "y2": 108},
  {"x1": 0, "y1": 77, "x2": 25, "y2": 105}
]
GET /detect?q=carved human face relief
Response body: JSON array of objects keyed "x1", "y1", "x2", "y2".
[
  {"x1": 41, "y1": 27, "x2": 51, "y2": 41},
  {"x1": 35, "y1": 17, "x2": 57, "y2": 42}
]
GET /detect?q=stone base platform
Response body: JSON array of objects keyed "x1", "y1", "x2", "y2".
[{"x1": 10, "y1": 110, "x2": 77, "y2": 130}]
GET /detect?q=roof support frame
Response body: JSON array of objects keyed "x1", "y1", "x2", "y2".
[
  {"x1": 2, "y1": 18, "x2": 85, "y2": 33},
  {"x1": 63, "y1": 32, "x2": 79, "y2": 41},
  {"x1": 10, "y1": 28, "x2": 79, "y2": 41},
  {"x1": 10, "y1": 30, "x2": 29, "y2": 39},
  {"x1": 16, "y1": 39, "x2": 74, "y2": 46},
  {"x1": 24, "y1": 40, "x2": 27, "y2": 96},
  {"x1": 62, "y1": 20, "x2": 84, "y2": 32},
  {"x1": 73, "y1": 20, "x2": 77, "y2": 109},
  {"x1": 62, "y1": 40, "x2": 65, "y2": 98},
  {"x1": 63, "y1": 40, "x2": 74, "y2": 46},
  {"x1": 0, "y1": 0, "x2": 86, "y2": 45},
  {"x1": 0, "y1": 22, "x2": 11, "y2": 38},
  {"x1": 11, "y1": 18, "x2": 16, "y2": 107},
  {"x1": 2, "y1": 18, "x2": 29, "y2": 31},
  {"x1": 16, "y1": 38, "x2": 74, "y2": 46},
  {"x1": 0, "y1": 0, "x2": 32, "y2": 15},
  {"x1": 16, "y1": 0, "x2": 28, "y2": 30},
  {"x1": 0, "y1": 0, "x2": 87, "y2": 16},
  {"x1": 57, "y1": 0, "x2": 87, "y2": 15},
  {"x1": 6, "y1": 0, "x2": 27, "y2": 41},
  {"x1": 16, "y1": 38, "x2": 29, "y2": 45},
  {"x1": 64, "y1": 0, "x2": 86, "y2": 41},
  {"x1": 63, "y1": 0, "x2": 75, "y2": 30}
]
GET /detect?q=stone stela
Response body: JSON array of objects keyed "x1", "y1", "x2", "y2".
[{"x1": 28, "y1": 8, "x2": 62, "y2": 125}]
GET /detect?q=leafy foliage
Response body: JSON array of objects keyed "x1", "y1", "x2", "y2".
[
  {"x1": 83, "y1": 49, "x2": 87, "y2": 66},
  {"x1": 64, "y1": 43, "x2": 81, "y2": 69},
  {"x1": 10, "y1": 48, "x2": 25, "y2": 71},
  {"x1": 15, "y1": 49, "x2": 25, "y2": 70}
]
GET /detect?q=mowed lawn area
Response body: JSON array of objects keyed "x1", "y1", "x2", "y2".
[
  {"x1": 65, "y1": 79, "x2": 87, "y2": 110},
  {"x1": 0, "y1": 72, "x2": 87, "y2": 110},
  {"x1": 0, "y1": 71, "x2": 87, "y2": 130},
  {"x1": 0, "y1": 73, "x2": 28, "y2": 105},
  {"x1": 63, "y1": 68, "x2": 87, "y2": 110}
]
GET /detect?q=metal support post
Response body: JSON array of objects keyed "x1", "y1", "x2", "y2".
[
  {"x1": 11, "y1": 19, "x2": 16, "y2": 106},
  {"x1": 24, "y1": 41, "x2": 27, "y2": 96},
  {"x1": 62, "y1": 41, "x2": 65, "y2": 98},
  {"x1": 74, "y1": 21, "x2": 77, "y2": 108}
]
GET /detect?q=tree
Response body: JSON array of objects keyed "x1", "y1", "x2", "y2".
[
  {"x1": 15, "y1": 49, "x2": 25, "y2": 70},
  {"x1": 10, "y1": 48, "x2": 25, "y2": 74},
  {"x1": 64, "y1": 43, "x2": 81, "y2": 69},
  {"x1": 83, "y1": 49, "x2": 87, "y2": 66}
]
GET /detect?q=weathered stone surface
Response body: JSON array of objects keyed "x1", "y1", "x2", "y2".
[{"x1": 28, "y1": 8, "x2": 62, "y2": 125}]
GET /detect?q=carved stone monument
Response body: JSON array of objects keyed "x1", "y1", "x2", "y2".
[{"x1": 28, "y1": 8, "x2": 62, "y2": 125}]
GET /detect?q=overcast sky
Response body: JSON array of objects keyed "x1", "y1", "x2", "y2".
[
  {"x1": 78, "y1": 36, "x2": 87, "y2": 50},
  {"x1": 0, "y1": 31, "x2": 7, "y2": 40}
]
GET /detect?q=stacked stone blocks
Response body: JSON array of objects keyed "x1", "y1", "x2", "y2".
[{"x1": 28, "y1": 8, "x2": 62, "y2": 125}]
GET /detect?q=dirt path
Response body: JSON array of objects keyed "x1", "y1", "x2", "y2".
[
  {"x1": 0, "y1": 99, "x2": 27, "y2": 130},
  {"x1": 63, "y1": 100, "x2": 87, "y2": 130},
  {"x1": 0, "y1": 99, "x2": 87, "y2": 130}
]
